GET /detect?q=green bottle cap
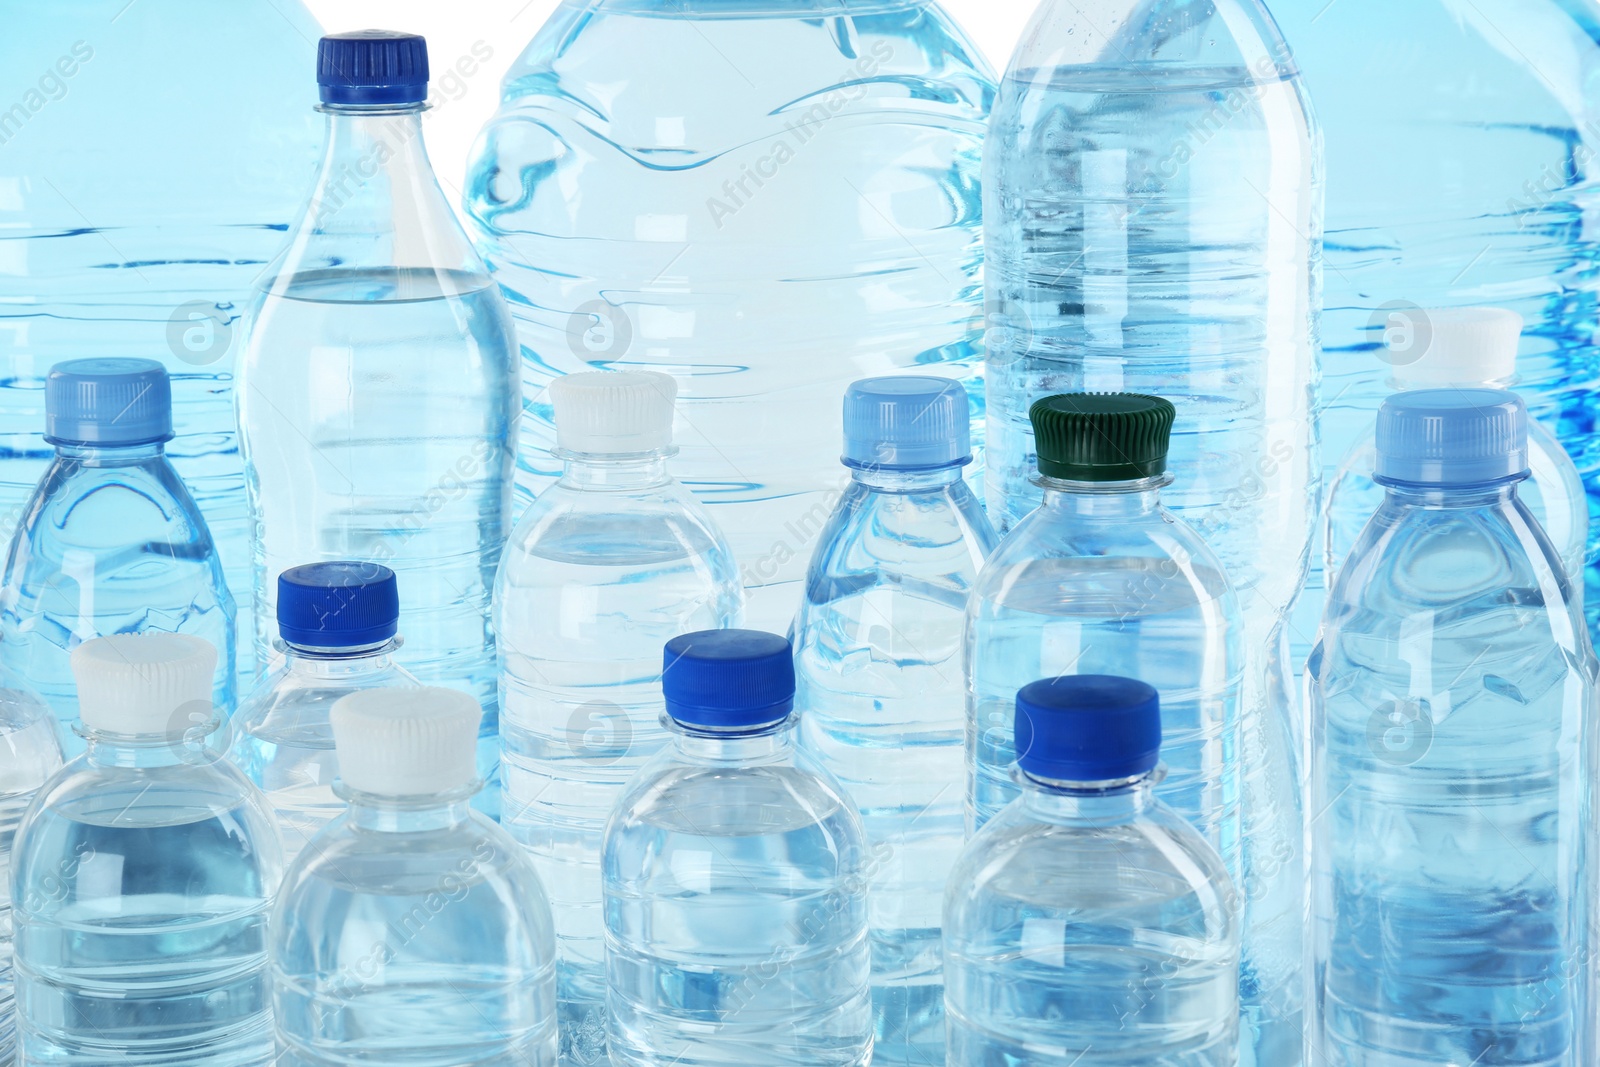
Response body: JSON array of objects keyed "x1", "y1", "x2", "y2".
[{"x1": 1029, "y1": 393, "x2": 1176, "y2": 481}]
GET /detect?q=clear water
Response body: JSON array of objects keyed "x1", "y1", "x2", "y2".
[
  {"x1": 0, "y1": 692, "x2": 61, "y2": 1063},
  {"x1": 0, "y1": 2, "x2": 322, "y2": 688},
  {"x1": 791, "y1": 469, "x2": 995, "y2": 1064},
  {"x1": 495, "y1": 456, "x2": 742, "y2": 1064},
  {"x1": 602, "y1": 728, "x2": 872, "y2": 1067},
  {"x1": 1273, "y1": 0, "x2": 1600, "y2": 653},
  {"x1": 11, "y1": 756, "x2": 281, "y2": 1066},
  {"x1": 228, "y1": 643, "x2": 419, "y2": 872},
  {"x1": 1309, "y1": 481, "x2": 1595, "y2": 1066},
  {"x1": 239, "y1": 268, "x2": 517, "y2": 797},
  {"x1": 271, "y1": 799, "x2": 558, "y2": 1066},
  {"x1": 944, "y1": 778, "x2": 1240, "y2": 1066},
  {"x1": 0, "y1": 444, "x2": 236, "y2": 755},
  {"x1": 464, "y1": 0, "x2": 994, "y2": 630}
]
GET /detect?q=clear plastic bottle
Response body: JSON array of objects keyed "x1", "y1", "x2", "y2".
[
  {"x1": 230, "y1": 561, "x2": 419, "y2": 871},
  {"x1": 945, "y1": 674, "x2": 1240, "y2": 1065},
  {"x1": 464, "y1": 0, "x2": 995, "y2": 629},
  {"x1": 0, "y1": 679, "x2": 60, "y2": 1066},
  {"x1": 603, "y1": 629, "x2": 873, "y2": 1067},
  {"x1": 495, "y1": 370, "x2": 742, "y2": 1062},
  {"x1": 791, "y1": 376, "x2": 996, "y2": 1064},
  {"x1": 237, "y1": 32, "x2": 519, "y2": 791},
  {"x1": 1323, "y1": 306, "x2": 1588, "y2": 595},
  {"x1": 0, "y1": 3, "x2": 322, "y2": 687},
  {"x1": 1310, "y1": 388, "x2": 1596, "y2": 1067},
  {"x1": 11, "y1": 634, "x2": 282, "y2": 1066},
  {"x1": 0, "y1": 360, "x2": 236, "y2": 757},
  {"x1": 271, "y1": 686, "x2": 558, "y2": 1066}
]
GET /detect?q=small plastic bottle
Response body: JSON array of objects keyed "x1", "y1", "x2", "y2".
[
  {"x1": 11, "y1": 633, "x2": 281, "y2": 1066},
  {"x1": 230, "y1": 561, "x2": 419, "y2": 869},
  {"x1": 271, "y1": 686, "x2": 558, "y2": 1066},
  {"x1": 945, "y1": 674, "x2": 1240, "y2": 1066},
  {"x1": 603, "y1": 630, "x2": 873, "y2": 1067}
]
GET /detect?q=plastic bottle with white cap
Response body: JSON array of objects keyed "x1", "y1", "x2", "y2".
[
  {"x1": 10, "y1": 633, "x2": 282, "y2": 1067},
  {"x1": 1322, "y1": 306, "x2": 1589, "y2": 594},
  {"x1": 271, "y1": 686, "x2": 557, "y2": 1066},
  {"x1": 494, "y1": 369, "x2": 742, "y2": 1058}
]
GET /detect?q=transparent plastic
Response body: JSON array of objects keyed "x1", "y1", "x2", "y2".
[
  {"x1": 494, "y1": 448, "x2": 743, "y2": 1062},
  {"x1": 602, "y1": 716, "x2": 873, "y2": 1067},
  {"x1": 792, "y1": 463, "x2": 996, "y2": 1063},
  {"x1": 0, "y1": 682, "x2": 61, "y2": 1064}
]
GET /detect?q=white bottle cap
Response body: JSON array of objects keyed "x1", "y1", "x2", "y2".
[
  {"x1": 1390, "y1": 306, "x2": 1523, "y2": 387},
  {"x1": 70, "y1": 633, "x2": 217, "y2": 736},
  {"x1": 551, "y1": 371, "x2": 677, "y2": 455},
  {"x1": 330, "y1": 686, "x2": 482, "y2": 797}
]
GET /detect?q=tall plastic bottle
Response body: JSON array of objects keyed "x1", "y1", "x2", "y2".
[
  {"x1": 1323, "y1": 306, "x2": 1588, "y2": 593},
  {"x1": 0, "y1": 678, "x2": 60, "y2": 1066},
  {"x1": 464, "y1": 0, "x2": 995, "y2": 629},
  {"x1": 0, "y1": 4, "x2": 322, "y2": 683},
  {"x1": 1310, "y1": 389, "x2": 1595, "y2": 1067},
  {"x1": 11, "y1": 634, "x2": 282, "y2": 1066},
  {"x1": 945, "y1": 675, "x2": 1240, "y2": 1065},
  {"x1": 229, "y1": 562, "x2": 419, "y2": 870},
  {"x1": 271, "y1": 686, "x2": 558, "y2": 1066},
  {"x1": 603, "y1": 629, "x2": 873, "y2": 1067},
  {"x1": 494, "y1": 370, "x2": 742, "y2": 1062},
  {"x1": 1273, "y1": 0, "x2": 1600, "y2": 643},
  {"x1": 237, "y1": 31, "x2": 517, "y2": 799},
  {"x1": 0, "y1": 359, "x2": 236, "y2": 756},
  {"x1": 791, "y1": 375, "x2": 996, "y2": 1064}
]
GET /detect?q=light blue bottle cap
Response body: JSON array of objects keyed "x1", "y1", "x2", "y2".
[
  {"x1": 842, "y1": 376, "x2": 971, "y2": 471},
  {"x1": 1015, "y1": 675, "x2": 1162, "y2": 782},
  {"x1": 45, "y1": 359, "x2": 173, "y2": 447},
  {"x1": 1375, "y1": 388, "x2": 1528, "y2": 487}
]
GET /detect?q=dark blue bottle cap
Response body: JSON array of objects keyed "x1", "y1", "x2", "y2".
[
  {"x1": 45, "y1": 358, "x2": 173, "y2": 447},
  {"x1": 842, "y1": 376, "x2": 972, "y2": 471},
  {"x1": 1015, "y1": 675, "x2": 1162, "y2": 782},
  {"x1": 662, "y1": 630, "x2": 795, "y2": 730},
  {"x1": 277, "y1": 562, "x2": 400, "y2": 650},
  {"x1": 1375, "y1": 387, "x2": 1528, "y2": 487},
  {"x1": 318, "y1": 31, "x2": 429, "y2": 107}
]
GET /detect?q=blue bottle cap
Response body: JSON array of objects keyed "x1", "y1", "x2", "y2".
[
  {"x1": 662, "y1": 630, "x2": 795, "y2": 730},
  {"x1": 318, "y1": 31, "x2": 429, "y2": 107},
  {"x1": 44, "y1": 358, "x2": 173, "y2": 447},
  {"x1": 842, "y1": 376, "x2": 972, "y2": 471},
  {"x1": 277, "y1": 562, "x2": 400, "y2": 650},
  {"x1": 1015, "y1": 675, "x2": 1162, "y2": 782},
  {"x1": 1374, "y1": 388, "x2": 1528, "y2": 487}
]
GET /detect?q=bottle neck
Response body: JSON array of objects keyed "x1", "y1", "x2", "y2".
[
  {"x1": 340, "y1": 787, "x2": 477, "y2": 833},
  {"x1": 1380, "y1": 477, "x2": 1524, "y2": 510},
  {"x1": 559, "y1": 451, "x2": 673, "y2": 490},
  {"x1": 849, "y1": 463, "x2": 966, "y2": 492},
  {"x1": 54, "y1": 441, "x2": 166, "y2": 467},
  {"x1": 1019, "y1": 769, "x2": 1159, "y2": 825},
  {"x1": 81, "y1": 727, "x2": 217, "y2": 769},
  {"x1": 669, "y1": 715, "x2": 796, "y2": 763},
  {"x1": 1037, "y1": 473, "x2": 1168, "y2": 518},
  {"x1": 282, "y1": 638, "x2": 401, "y2": 676},
  {"x1": 304, "y1": 104, "x2": 451, "y2": 237}
]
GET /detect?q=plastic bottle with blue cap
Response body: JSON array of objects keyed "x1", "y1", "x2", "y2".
[
  {"x1": 790, "y1": 375, "x2": 995, "y2": 1064},
  {"x1": 1310, "y1": 388, "x2": 1597, "y2": 1067},
  {"x1": 0, "y1": 358, "x2": 235, "y2": 755},
  {"x1": 944, "y1": 674, "x2": 1240, "y2": 1066},
  {"x1": 495, "y1": 369, "x2": 742, "y2": 1060},
  {"x1": 229, "y1": 561, "x2": 419, "y2": 870},
  {"x1": 237, "y1": 30, "x2": 519, "y2": 811},
  {"x1": 602, "y1": 629, "x2": 872, "y2": 1067}
]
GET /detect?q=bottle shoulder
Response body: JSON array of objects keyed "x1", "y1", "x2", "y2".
[
  {"x1": 16, "y1": 455, "x2": 215, "y2": 547},
  {"x1": 232, "y1": 660, "x2": 420, "y2": 740},
  {"x1": 502, "y1": 476, "x2": 738, "y2": 570}
]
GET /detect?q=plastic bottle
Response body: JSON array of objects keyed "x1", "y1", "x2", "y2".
[
  {"x1": 464, "y1": 0, "x2": 994, "y2": 629},
  {"x1": 271, "y1": 686, "x2": 558, "y2": 1066},
  {"x1": 603, "y1": 629, "x2": 873, "y2": 1067},
  {"x1": 237, "y1": 31, "x2": 519, "y2": 794},
  {"x1": 229, "y1": 561, "x2": 419, "y2": 870},
  {"x1": 945, "y1": 675, "x2": 1240, "y2": 1065},
  {"x1": 1272, "y1": 0, "x2": 1600, "y2": 642},
  {"x1": 0, "y1": 679, "x2": 60, "y2": 1065},
  {"x1": 791, "y1": 375, "x2": 996, "y2": 1064},
  {"x1": 0, "y1": 3, "x2": 322, "y2": 684},
  {"x1": 0, "y1": 359, "x2": 236, "y2": 756},
  {"x1": 1309, "y1": 389, "x2": 1596, "y2": 1067},
  {"x1": 11, "y1": 633, "x2": 282, "y2": 1066},
  {"x1": 494, "y1": 370, "x2": 741, "y2": 1061},
  {"x1": 1323, "y1": 306, "x2": 1588, "y2": 594}
]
